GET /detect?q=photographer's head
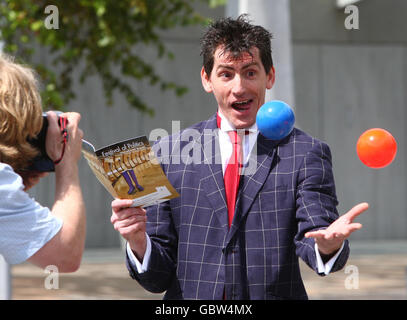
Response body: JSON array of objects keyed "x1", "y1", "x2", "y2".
[
  {"x1": 0, "y1": 55, "x2": 86, "y2": 272},
  {"x1": 0, "y1": 53, "x2": 43, "y2": 172}
]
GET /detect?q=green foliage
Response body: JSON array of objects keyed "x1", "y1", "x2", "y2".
[
  {"x1": 208, "y1": 0, "x2": 227, "y2": 8},
  {"x1": 0, "y1": 0, "x2": 221, "y2": 115}
]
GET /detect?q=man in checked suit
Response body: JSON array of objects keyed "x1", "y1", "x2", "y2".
[{"x1": 110, "y1": 15, "x2": 368, "y2": 300}]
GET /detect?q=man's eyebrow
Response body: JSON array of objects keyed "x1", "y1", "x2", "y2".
[
  {"x1": 242, "y1": 62, "x2": 260, "y2": 69},
  {"x1": 216, "y1": 64, "x2": 234, "y2": 71},
  {"x1": 216, "y1": 62, "x2": 260, "y2": 71}
]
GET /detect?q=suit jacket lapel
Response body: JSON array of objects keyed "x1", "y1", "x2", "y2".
[
  {"x1": 198, "y1": 115, "x2": 229, "y2": 232},
  {"x1": 225, "y1": 133, "x2": 279, "y2": 246},
  {"x1": 196, "y1": 116, "x2": 281, "y2": 243}
]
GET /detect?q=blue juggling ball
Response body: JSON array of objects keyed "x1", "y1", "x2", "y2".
[{"x1": 256, "y1": 100, "x2": 295, "y2": 140}]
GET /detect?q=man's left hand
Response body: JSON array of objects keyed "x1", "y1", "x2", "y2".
[{"x1": 305, "y1": 202, "x2": 369, "y2": 257}]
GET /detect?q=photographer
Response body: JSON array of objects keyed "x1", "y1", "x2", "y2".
[{"x1": 0, "y1": 53, "x2": 86, "y2": 272}]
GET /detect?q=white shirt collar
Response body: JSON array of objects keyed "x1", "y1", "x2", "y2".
[
  {"x1": 217, "y1": 109, "x2": 258, "y2": 134},
  {"x1": 216, "y1": 109, "x2": 259, "y2": 174}
]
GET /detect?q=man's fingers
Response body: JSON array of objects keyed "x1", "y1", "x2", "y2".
[
  {"x1": 111, "y1": 199, "x2": 147, "y2": 226},
  {"x1": 116, "y1": 224, "x2": 145, "y2": 239},
  {"x1": 347, "y1": 222, "x2": 363, "y2": 233},
  {"x1": 111, "y1": 199, "x2": 136, "y2": 212},
  {"x1": 343, "y1": 202, "x2": 369, "y2": 222},
  {"x1": 111, "y1": 207, "x2": 146, "y2": 223},
  {"x1": 113, "y1": 214, "x2": 147, "y2": 230},
  {"x1": 307, "y1": 223, "x2": 363, "y2": 241},
  {"x1": 305, "y1": 230, "x2": 326, "y2": 239}
]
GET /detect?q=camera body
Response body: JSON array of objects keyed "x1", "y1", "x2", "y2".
[{"x1": 27, "y1": 112, "x2": 65, "y2": 172}]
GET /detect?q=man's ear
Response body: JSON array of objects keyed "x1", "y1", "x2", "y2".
[
  {"x1": 266, "y1": 66, "x2": 275, "y2": 90},
  {"x1": 201, "y1": 67, "x2": 213, "y2": 93}
]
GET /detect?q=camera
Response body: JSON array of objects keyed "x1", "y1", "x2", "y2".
[{"x1": 27, "y1": 112, "x2": 67, "y2": 172}]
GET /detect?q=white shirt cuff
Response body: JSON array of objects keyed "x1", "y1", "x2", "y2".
[
  {"x1": 315, "y1": 242, "x2": 345, "y2": 275},
  {"x1": 126, "y1": 233, "x2": 152, "y2": 273}
]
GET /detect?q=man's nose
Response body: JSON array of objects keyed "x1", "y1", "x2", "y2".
[{"x1": 231, "y1": 75, "x2": 245, "y2": 96}]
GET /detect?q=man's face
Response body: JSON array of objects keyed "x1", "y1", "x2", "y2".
[{"x1": 201, "y1": 46, "x2": 275, "y2": 129}]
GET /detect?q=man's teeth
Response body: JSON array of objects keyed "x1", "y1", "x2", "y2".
[{"x1": 233, "y1": 99, "x2": 252, "y2": 107}]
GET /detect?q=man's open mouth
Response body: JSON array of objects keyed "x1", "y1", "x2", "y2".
[{"x1": 231, "y1": 99, "x2": 253, "y2": 111}]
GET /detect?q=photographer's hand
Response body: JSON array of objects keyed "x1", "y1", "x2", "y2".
[{"x1": 29, "y1": 111, "x2": 86, "y2": 272}]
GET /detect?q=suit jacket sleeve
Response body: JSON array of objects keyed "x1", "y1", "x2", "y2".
[
  {"x1": 126, "y1": 138, "x2": 179, "y2": 294},
  {"x1": 126, "y1": 200, "x2": 178, "y2": 293},
  {"x1": 294, "y1": 140, "x2": 350, "y2": 275}
]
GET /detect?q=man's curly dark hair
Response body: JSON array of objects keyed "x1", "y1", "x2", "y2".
[{"x1": 200, "y1": 14, "x2": 273, "y2": 76}]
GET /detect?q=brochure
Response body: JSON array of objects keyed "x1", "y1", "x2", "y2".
[{"x1": 81, "y1": 136, "x2": 179, "y2": 207}]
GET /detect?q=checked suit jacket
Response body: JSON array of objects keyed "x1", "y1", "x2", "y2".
[{"x1": 126, "y1": 113, "x2": 350, "y2": 300}]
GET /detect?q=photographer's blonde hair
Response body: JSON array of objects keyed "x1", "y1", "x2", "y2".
[{"x1": 0, "y1": 53, "x2": 43, "y2": 171}]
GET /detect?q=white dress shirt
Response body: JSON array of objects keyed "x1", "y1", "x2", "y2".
[{"x1": 127, "y1": 110, "x2": 343, "y2": 275}]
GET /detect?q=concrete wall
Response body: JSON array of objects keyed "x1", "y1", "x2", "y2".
[
  {"x1": 29, "y1": 0, "x2": 406, "y2": 246},
  {"x1": 291, "y1": 0, "x2": 407, "y2": 239}
]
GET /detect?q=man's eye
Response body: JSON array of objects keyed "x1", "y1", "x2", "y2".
[{"x1": 247, "y1": 70, "x2": 256, "y2": 77}]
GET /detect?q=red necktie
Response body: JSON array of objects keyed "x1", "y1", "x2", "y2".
[{"x1": 217, "y1": 114, "x2": 243, "y2": 228}]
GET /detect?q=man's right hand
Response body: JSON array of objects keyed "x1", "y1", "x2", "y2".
[{"x1": 111, "y1": 199, "x2": 147, "y2": 261}]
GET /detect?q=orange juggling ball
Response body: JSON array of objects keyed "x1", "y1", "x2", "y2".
[{"x1": 356, "y1": 128, "x2": 397, "y2": 169}]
